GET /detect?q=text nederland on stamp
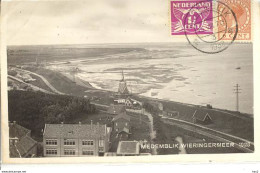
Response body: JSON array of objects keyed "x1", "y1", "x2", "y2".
[
  {"x1": 170, "y1": 0, "x2": 238, "y2": 54},
  {"x1": 218, "y1": 0, "x2": 251, "y2": 40},
  {"x1": 170, "y1": 0, "x2": 214, "y2": 35}
]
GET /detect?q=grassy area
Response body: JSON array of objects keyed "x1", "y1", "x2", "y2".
[
  {"x1": 136, "y1": 95, "x2": 254, "y2": 142},
  {"x1": 155, "y1": 119, "x2": 242, "y2": 155},
  {"x1": 70, "y1": 111, "x2": 113, "y2": 126},
  {"x1": 29, "y1": 74, "x2": 53, "y2": 92},
  {"x1": 25, "y1": 67, "x2": 93, "y2": 96},
  {"x1": 24, "y1": 67, "x2": 117, "y2": 106},
  {"x1": 162, "y1": 101, "x2": 253, "y2": 141}
]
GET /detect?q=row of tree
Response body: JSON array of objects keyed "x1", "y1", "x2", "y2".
[{"x1": 8, "y1": 90, "x2": 96, "y2": 141}]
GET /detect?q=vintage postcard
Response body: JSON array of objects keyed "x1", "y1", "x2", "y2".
[{"x1": 1, "y1": 0, "x2": 260, "y2": 163}]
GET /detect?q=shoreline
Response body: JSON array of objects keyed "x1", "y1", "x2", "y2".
[{"x1": 45, "y1": 66, "x2": 253, "y2": 117}]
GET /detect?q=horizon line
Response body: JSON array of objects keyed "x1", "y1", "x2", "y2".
[{"x1": 6, "y1": 41, "x2": 190, "y2": 47}]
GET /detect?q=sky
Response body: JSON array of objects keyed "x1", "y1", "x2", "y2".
[{"x1": 2, "y1": 0, "x2": 178, "y2": 45}]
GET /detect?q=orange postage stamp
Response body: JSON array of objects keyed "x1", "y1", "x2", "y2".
[{"x1": 218, "y1": 0, "x2": 251, "y2": 40}]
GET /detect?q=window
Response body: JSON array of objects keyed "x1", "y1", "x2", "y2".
[
  {"x1": 64, "y1": 139, "x2": 75, "y2": 146},
  {"x1": 82, "y1": 150, "x2": 94, "y2": 155},
  {"x1": 99, "y1": 140, "x2": 104, "y2": 147},
  {"x1": 46, "y1": 139, "x2": 57, "y2": 145},
  {"x1": 64, "y1": 149, "x2": 75, "y2": 155},
  {"x1": 82, "y1": 140, "x2": 94, "y2": 145},
  {"x1": 46, "y1": 149, "x2": 57, "y2": 155}
]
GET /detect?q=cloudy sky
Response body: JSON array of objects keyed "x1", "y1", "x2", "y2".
[{"x1": 3, "y1": 0, "x2": 177, "y2": 45}]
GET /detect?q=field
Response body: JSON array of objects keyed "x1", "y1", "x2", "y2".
[
  {"x1": 155, "y1": 122, "x2": 242, "y2": 154},
  {"x1": 29, "y1": 74, "x2": 53, "y2": 92},
  {"x1": 23, "y1": 67, "x2": 94, "y2": 96},
  {"x1": 162, "y1": 100, "x2": 253, "y2": 141},
  {"x1": 136, "y1": 95, "x2": 254, "y2": 142}
]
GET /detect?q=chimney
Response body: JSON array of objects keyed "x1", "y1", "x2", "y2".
[
  {"x1": 79, "y1": 122, "x2": 81, "y2": 125},
  {"x1": 13, "y1": 121, "x2": 16, "y2": 124},
  {"x1": 61, "y1": 122, "x2": 63, "y2": 126}
]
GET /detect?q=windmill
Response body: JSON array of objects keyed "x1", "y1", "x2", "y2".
[{"x1": 117, "y1": 70, "x2": 130, "y2": 96}]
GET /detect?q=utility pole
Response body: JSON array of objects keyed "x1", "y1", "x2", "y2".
[
  {"x1": 139, "y1": 106, "x2": 142, "y2": 124},
  {"x1": 233, "y1": 84, "x2": 241, "y2": 112}
]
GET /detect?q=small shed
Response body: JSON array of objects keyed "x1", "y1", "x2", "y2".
[
  {"x1": 118, "y1": 127, "x2": 131, "y2": 139},
  {"x1": 192, "y1": 110, "x2": 212, "y2": 125}
]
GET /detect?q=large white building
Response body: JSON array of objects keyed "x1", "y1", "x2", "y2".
[{"x1": 43, "y1": 122, "x2": 112, "y2": 157}]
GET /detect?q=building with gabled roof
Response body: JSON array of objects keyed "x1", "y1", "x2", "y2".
[
  {"x1": 113, "y1": 112, "x2": 130, "y2": 122},
  {"x1": 117, "y1": 127, "x2": 131, "y2": 140},
  {"x1": 192, "y1": 110, "x2": 212, "y2": 125},
  {"x1": 112, "y1": 112, "x2": 131, "y2": 139},
  {"x1": 116, "y1": 141, "x2": 140, "y2": 156},
  {"x1": 43, "y1": 122, "x2": 112, "y2": 157},
  {"x1": 9, "y1": 122, "x2": 38, "y2": 158}
]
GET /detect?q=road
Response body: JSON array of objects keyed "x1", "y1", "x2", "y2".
[
  {"x1": 14, "y1": 68, "x2": 65, "y2": 95},
  {"x1": 161, "y1": 117, "x2": 254, "y2": 153},
  {"x1": 8, "y1": 75, "x2": 53, "y2": 95},
  {"x1": 93, "y1": 103, "x2": 158, "y2": 155},
  {"x1": 127, "y1": 108, "x2": 157, "y2": 155}
]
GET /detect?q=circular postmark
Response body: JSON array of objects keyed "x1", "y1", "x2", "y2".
[{"x1": 184, "y1": 0, "x2": 238, "y2": 54}]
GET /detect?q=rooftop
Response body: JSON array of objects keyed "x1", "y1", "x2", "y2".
[
  {"x1": 14, "y1": 136, "x2": 37, "y2": 157},
  {"x1": 9, "y1": 122, "x2": 37, "y2": 157},
  {"x1": 43, "y1": 123, "x2": 107, "y2": 138},
  {"x1": 9, "y1": 122, "x2": 30, "y2": 139},
  {"x1": 117, "y1": 141, "x2": 140, "y2": 155},
  {"x1": 192, "y1": 110, "x2": 211, "y2": 121},
  {"x1": 118, "y1": 127, "x2": 131, "y2": 134},
  {"x1": 112, "y1": 112, "x2": 130, "y2": 122}
]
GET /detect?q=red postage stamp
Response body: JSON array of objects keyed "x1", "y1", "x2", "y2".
[{"x1": 218, "y1": 0, "x2": 251, "y2": 40}]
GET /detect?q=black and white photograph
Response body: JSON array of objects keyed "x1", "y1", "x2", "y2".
[{"x1": 2, "y1": 0, "x2": 256, "y2": 160}]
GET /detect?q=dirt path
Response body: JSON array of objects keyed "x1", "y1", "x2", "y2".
[
  {"x1": 14, "y1": 68, "x2": 65, "y2": 95},
  {"x1": 175, "y1": 136, "x2": 187, "y2": 154},
  {"x1": 127, "y1": 108, "x2": 157, "y2": 155},
  {"x1": 8, "y1": 75, "x2": 53, "y2": 94}
]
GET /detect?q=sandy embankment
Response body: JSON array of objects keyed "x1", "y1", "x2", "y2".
[{"x1": 47, "y1": 66, "x2": 94, "y2": 89}]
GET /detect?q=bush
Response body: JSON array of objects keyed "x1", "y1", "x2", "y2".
[{"x1": 8, "y1": 90, "x2": 96, "y2": 141}]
